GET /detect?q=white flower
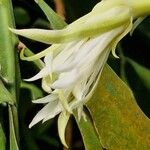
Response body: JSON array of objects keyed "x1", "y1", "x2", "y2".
[
  {"x1": 28, "y1": 24, "x2": 130, "y2": 126},
  {"x1": 9, "y1": 3, "x2": 135, "y2": 132}
]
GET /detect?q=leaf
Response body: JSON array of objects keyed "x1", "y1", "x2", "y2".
[
  {"x1": 0, "y1": 80, "x2": 13, "y2": 104},
  {"x1": 9, "y1": 106, "x2": 19, "y2": 150},
  {"x1": 35, "y1": 0, "x2": 67, "y2": 29},
  {"x1": 87, "y1": 64, "x2": 150, "y2": 150},
  {"x1": 74, "y1": 112, "x2": 103, "y2": 150},
  {"x1": 127, "y1": 58, "x2": 150, "y2": 90},
  {"x1": 0, "y1": 123, "x2": 6, "y2": 150}
]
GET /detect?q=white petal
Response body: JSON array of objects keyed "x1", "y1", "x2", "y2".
[
  {"x1": 32, "y1": 94, "x2": 58, "y2": 104},
  {"x1": 58, "y1": 37, "x2": 98, "y2": 72},
  {"x1": 52, "y1": 40, "x2": 84, "y2": 72},
  {"x1": 71, "y1": 50, "x2": 110, "y2": 110},
  {"x1": 42, "y1": 103, "x2": 62, "y2": 122},
  {"x1": 44, "y1": 52, "x2": 53, "y2": 72},
  {"x1": 77, "y1": 106, "x2": 87, "y2": 121},
  {"x1": 52, "y1": 42, "x2": 77, "y2": 68},
  {"x1": 42, "y1": 77, "x2": 52, "y2": 93},
  {"x1": 77, "y1": 106, "x2": 84, "y2": 121},
  {"x1": 24, "y1": 67, "x2": 49, "y2": 81},
  {"x1": 83, "y1": 49, "x2": 110, "y2": 102},
  {"x1": 60, "y1": 28, "x2": 117, "y2": 73},
  {"x1": 51, "y1": 69, "x2": 79, "y2": 89},
  {"x1": 73, "y1": 79, "x2": 86, "y2": 100},
  {"x1": 58, "y1": 112, "x2": 70, "y2": 148},
  {"x1": 29, "y1": 100, "x2": 58, "y2": 128}
]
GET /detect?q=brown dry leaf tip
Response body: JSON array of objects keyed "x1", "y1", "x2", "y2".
[
  {"x1": 17, "y1": 42, "x2": 26, "y2": 53},
  {"x1": 54, "y1": 0, "x2": 66, "y2": 20}
]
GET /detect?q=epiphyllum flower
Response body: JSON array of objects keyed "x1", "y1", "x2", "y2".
[
  {"x1": 10, "y1": 0, "x2": 150, "y2": 147},
  {"x1": 28, "y1": 25, "x2": 129, "y2": 128}
]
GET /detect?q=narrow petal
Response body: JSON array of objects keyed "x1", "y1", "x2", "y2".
[
  {"x1": 24, "y1": 67, "x2": 49, "y2": 81},
  {"x1": 44, "y1": 52, "x2": 53, "y2": 67},
  {"x1": 53, "y1": 40, "x2": 85, "y2": 72},
  {"x1": 56, "y1": 37, "x2": 99, "y2": 72},
  {"x1": 20, "y1": 44, "x2": 63, "y2": 61},
  {"x1": 42, "y1": 103, "x2": 62, "y2": 122},
  {"x1": 9, "y1": 28, "x2": 65, "y2": 44},
  {"x1": 51, "y1": 69, "x2": 79, "y2": 89},
  {"x1": 32, "y1": 94, "x2": 58, "y2": 104},
  {"x1": 42, "y1": 76, "x2": 52, "y2": 93},
  {"x1": 70, "y1": 49, "x2": 110, "y2": 110},
  {"x1": 82, "y1": 49, "x2": 110, "y2": 102},
  {"x1": 111, "y1": 20, "x2": 132, "y2": 58},
  {"x1": 58, "y1": 112, "x2": 70, "y2": 148},
  {"x1": 73, "y1": 80, "x2": 86, "y2": 101},
  {"x1": 77, "y1": 106, "x2": 84, "y2": 121},
  {"x1": 29, "y1": 100, "x2": 58, "y2": 128}
]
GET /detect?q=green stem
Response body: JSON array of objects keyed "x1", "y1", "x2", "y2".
[{"x1": 0, "y1": 0, "x2": 20, "y2": 148}]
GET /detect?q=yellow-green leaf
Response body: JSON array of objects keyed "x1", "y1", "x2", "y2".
[{"x1": 87, "y1": 65, "x2": 150, "y2": 150}]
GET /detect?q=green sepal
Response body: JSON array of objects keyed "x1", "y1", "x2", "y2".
[{"x1": 10, "y1": 6, "x2": 130, "y2": 44}]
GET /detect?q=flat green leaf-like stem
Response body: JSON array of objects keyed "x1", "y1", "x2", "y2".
[
  {"x1": 87, "y1": 65, "x2": 150, "y2": 150},
  {"x1": 0, "y1": 0, "x2": 20, "y2": 148}
]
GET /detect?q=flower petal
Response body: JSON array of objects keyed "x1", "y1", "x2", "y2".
[
  {"x1": 29, "y1": 100, "x2": 59, "y2": 128},
  {"x1": 44, "y1": 52, "x2": 53, "y2": 69},
  {"x1": 42, "y1": 103, "x2": 62, "y2": 122},
  {"x1": 58, "y1": 112, "x2": 70, "y2": 148},
  {"x1": 42, "y1": 76, "x2": 52, "y2": 93},
  {"x1": 52, "y1": 40, "x2": 85, "y2": 72},
  {"x1": 24, "y1": 67, "x2": 49, "y2": 81},
  {"x1": 32, "y1": 94, "x2": 58, "y2": 104},
  {"x1": 51, "y1": 69, "x2": 79, "y2": 89}
]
